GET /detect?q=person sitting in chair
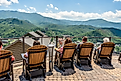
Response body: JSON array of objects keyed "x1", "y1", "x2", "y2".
[
  {"x1": 55, "y1": 37, "x2": 72, "y2": 53},
  {"x1": 77, "y1": 36, "x2": 88, "y2": 50},
  {"x1": 0, "y1": 41, "x2": 15, "y2": 62},
  {"x1": 94, "y1": 37, "x2": 110, "y2": 57},
  {"x1": 24, "y1": 40, "x2": 40, "y2": 58},
  {"x1": 97, "y1": 37, "x2": 110, "y2": 50}
]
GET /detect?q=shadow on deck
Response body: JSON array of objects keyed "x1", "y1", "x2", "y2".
[{"x1": 13, "y1": 53, "x2": 121, "y2": 81}]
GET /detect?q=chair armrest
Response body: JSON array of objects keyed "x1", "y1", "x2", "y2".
[
  {"x1": 55, "y1": 50, "x2": 62, "y2": 57},
  {"x1": 55, "y1": 50, "x2": 62, "y2": 54},
  {"x1": 21, "y1": 53, "x2": 27, "y2": 60}
]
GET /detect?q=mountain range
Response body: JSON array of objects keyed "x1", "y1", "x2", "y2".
[
  {"x1": 0, "y1": 10, "x2": 121, "y2": 43},
  {"x1": 0, "y1": 10, "x2": 121, "y2": 29}
]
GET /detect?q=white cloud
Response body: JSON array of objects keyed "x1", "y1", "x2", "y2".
[
  {"x1": 17, "y1": 9, "x2": 29, "y2": 13},
  {"x1": 29, "y1": 7, "x2": 36, "y2": 11},
  {"x1": 0, "y1": 0, "x2": 11, "y2": 6},
  {"x1": 55, "y1": 7, "x2": 58, "y2": 10},
  {"x1": 113, "y1": 0, "x2": 121, "y2": 2},
  {"x1": 17, "y1": 6, "x2": 36, "y2": 13},
  {"x1": 37, "y1": 10, "x2": 121, "y2": 22},
  {"x1": 47, "y1": 4, "x2": 59, "y2": 11},
  {"x1": 47, "y1": 4, "x2": 54, "y2": 8},
  {"x1": 27, "y1": 8, "x2": 30, "y2": 10},
  {"x1": 0, "y1": 0, "x2": 19, "y2": 6},
  {"x1": 50, "y1": 4, "x2": 53, "y2": 8}
]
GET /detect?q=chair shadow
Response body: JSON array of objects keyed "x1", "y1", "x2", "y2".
[
  {"x1": 94, "y1": 61, "x2": 115, "y2": 69},
  {"x1": 54, "y1": 65, "x2": 76, "y2": 76},
  {"x1": 74, "y1": 62, "x2": 93, "y2": 71},
  {"x1": 19, "y1": 72, "x2": 45, "y2": 81}
]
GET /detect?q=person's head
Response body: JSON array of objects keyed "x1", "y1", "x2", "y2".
[
  {"x1": 82, "y1": 36, "x2": 87, "y2": 42},
  {"x1": 33, "y1": 41, "x2": 40, "y2": 46},
  {"x1": 64, "y1": 38, "x2": 72, "y2": 45},
  {"x1": 0, "y1": 41, "x2": 3, "y2": 50},
  {"x1": 103, "y1": 37, "x2": 110, "y2": 43},
  {"x1": 58, "y1": 38, "x2": 64, "y2": 45}
]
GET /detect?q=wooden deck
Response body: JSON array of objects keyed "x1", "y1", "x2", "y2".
[{"x1": 11, "y1": 53, "x2": 121, "y2": 81}]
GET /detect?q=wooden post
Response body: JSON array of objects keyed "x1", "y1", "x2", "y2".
[
  {"x1": 41, "y1": 37, "x2": 43, "y2": 44},
  {"x1": 54, "y1": 36, "x2": 58, "y2": 64},
  {"x1": 22, "y1": 36, "x2": 25, "y2": 53},
  {"x1": 109, "y1": 37, "x2": 111, "y2": 41}
]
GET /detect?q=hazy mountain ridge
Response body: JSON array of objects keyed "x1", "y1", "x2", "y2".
[
  {"x1": 0, "y1": 10, "x2": 67, "y2": 25},
  {"x1": 1, "y1": 11, "x2": 121, "y2": 42},
  {"x1": 0, "y1": 18, "x2": 37, "y2": 29},
  {"x1": 0, "y1": 18, "x2": 38, "y2": 38},
  {"x1": 0, "y1": 10, "x2": 121, "y2": 28}
]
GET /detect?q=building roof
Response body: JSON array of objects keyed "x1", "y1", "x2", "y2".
[
  {"x1": 35, "y1": 30, "x2": 47, "y2": 37},
  {"x1": 24, "y1": 31, "x2": 41, "y2": 37}
]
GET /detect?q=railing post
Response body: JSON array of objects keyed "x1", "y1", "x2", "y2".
[
  {"x1": 41, "y1": 37, "x2": 43, "y2": 44},
  {"x1": 109, "y1": 37, "x2": 111, "y2": 41},
  {"x1": 54, "y1": 36, "x2": 58, "y2": 64},
  {"x1": 22, "y1": 36, "x2": 25, "y2": 53},
  {"x1": 56, "y1": 36, "x2": 58, "y2": 48}
]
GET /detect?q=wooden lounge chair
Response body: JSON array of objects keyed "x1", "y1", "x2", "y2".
[
  {"x1": 93, "y1": 42, "x2": 115, "y2": 66},
  {"x1": 23, "y1": 45, "x2": 47, "y2": 81},
  {"x1": 0, "y1": 50, "x2": 14, "y2": 81},
  {"x1": 55, "y1": 43, "x2": 77, "y2": 71},
  {"x1": 76, "y1": 43, "x2": 94, "y2": 67},
  {"x1": 118, "y1": 52, "x2": 121, "y2": 61}
]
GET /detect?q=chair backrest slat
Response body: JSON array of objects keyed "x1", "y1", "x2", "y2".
[
  {"x1": 27, "y1": 45, "x2": 47, "y2": 68},
  {"x1": 100, "y1": 42, "x2": 115, "y2": 56},
  {"x1": 79, "y1": 43, "x2": 94, "y2": 57},
  {"x1": 0, "y1": 50, "x2": 12, "y2": 77},
  {"x1": 62, "y1": 43, "x2": 77, "y2": 61}
]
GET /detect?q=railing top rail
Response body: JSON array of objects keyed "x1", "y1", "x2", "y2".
[{"x1": 1, "y1": 36, "x2": 121, "y2": 40}]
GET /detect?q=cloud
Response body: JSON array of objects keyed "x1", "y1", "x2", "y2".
[
  {"x1": 55, "y1": 7, "x2": 58, "y2": 10},
  {"x1": 0, "y1": 0, "x2": 19, "y2": 6},
  {"x1": 17, "y1": 9, "x2": 29, "y2": 13},
  {"x1": 29, "y1": 7, "x2": 36, "y2": 11},
  {"x1": 113, "y1": 0, "x2": 121, "y2": 2},
  {"x1": 47, "y1": 4, "x2": 59, "y2": 11},
  {"x1": 17, "y1": 6, "x2": 36, "y2": 13},
  {"x1": 50, "y1": 4, "x2": 53, "y2": 8},
  {"x1": 37, "y1": 10, "x2": 121, "y2": 22},
  {"x1": 47, "y1": 4, "x2": 53, "y2": 8}
]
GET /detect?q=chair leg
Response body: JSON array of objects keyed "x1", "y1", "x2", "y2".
[
  {"x1": 11, "y1": 65, "x2": 14, "y2": 81},
  {"x1": 118, "y1": 53, "x2": 121, "y2": 61},
  {"x1": 93, "y1": 49, "x2": 96, "y2": 59},
  {"x1": 109, "y1": 59, "x2": 112, "y2": 66},
  {"x1": 88, "y1": 59, "x2": 92, "y2": 67},
  {"x1": 43, "y1": 69, "x2": 46, "y2": 78}
]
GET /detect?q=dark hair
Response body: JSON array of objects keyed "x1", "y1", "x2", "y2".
[
  {"x1": 33, "y1": 41, "x2": 40, "y2": 46},
  {"x1": 82, "y1": 36, "x2": 87, "y2": 42},
  {"x1": 64, "y1": 38, "x2": 72, "y2": 45},
  {"x1": 0, "y1": 41, "x2": 3, "y2": 46}
]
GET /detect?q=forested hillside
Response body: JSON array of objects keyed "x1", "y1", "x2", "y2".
[
  {"x1": 0, "y1": 18, "x2": 38, "y2": 38},
  {"x1": 1, "y1": 18, "x2": 121, "y2": 44}
]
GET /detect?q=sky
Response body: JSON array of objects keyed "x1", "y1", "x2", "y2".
[{"x1": 0, "y1": 0, "x2": 121, "y2": 22}]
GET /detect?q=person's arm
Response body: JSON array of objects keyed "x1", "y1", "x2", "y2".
[
  {"x1": 76, "y1": 44, "x2": 80, "y2": 49},
  {"x1": 55, "y1": 47, "x2": 63, "y2": 53},
  {"x1": 97, "y1": 45, "x2": 101, "y2": 50},
  {"x1": 24, "y1": 52, "x2": 28, "y2": 58}
]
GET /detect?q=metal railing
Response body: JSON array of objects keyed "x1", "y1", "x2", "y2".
[{"x1": 1, "y1": 36, "x2": 121, "y2": 61}]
